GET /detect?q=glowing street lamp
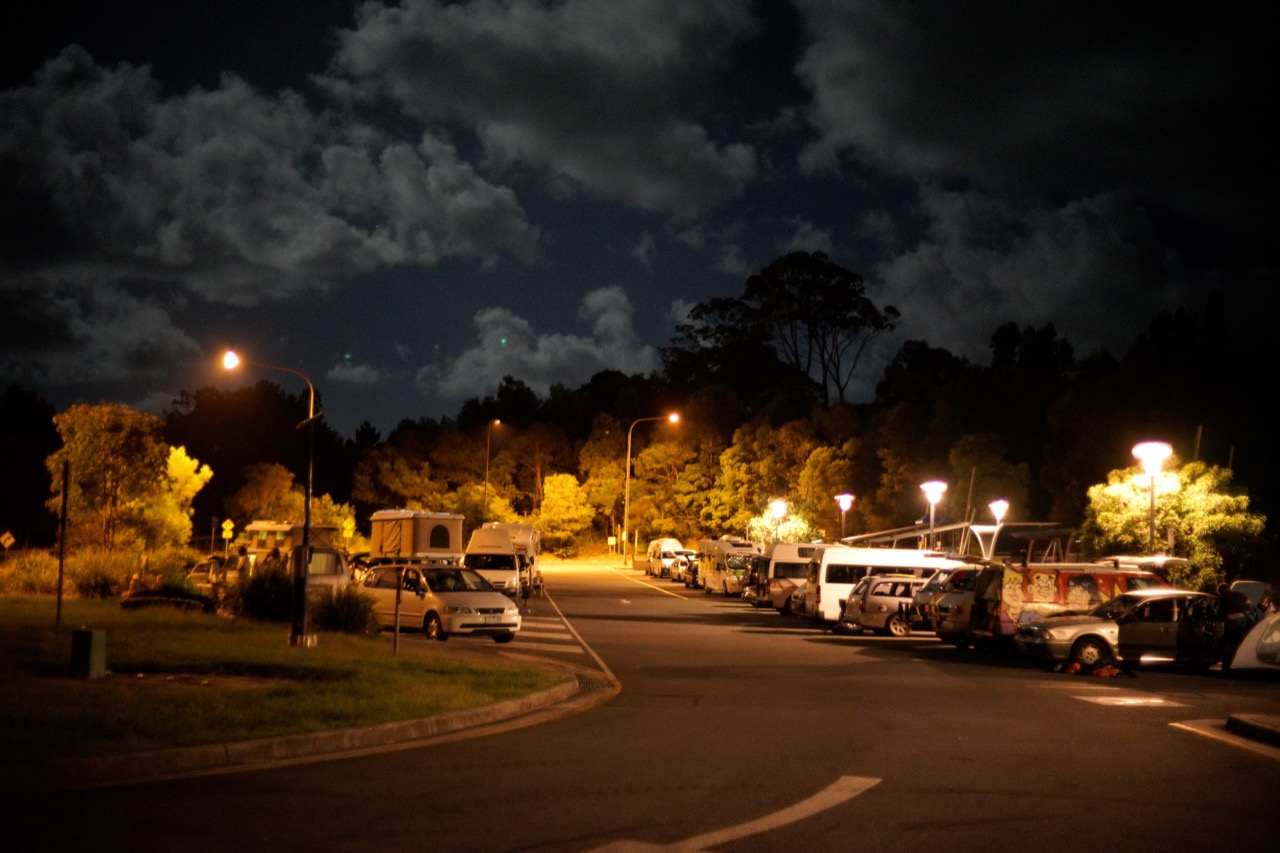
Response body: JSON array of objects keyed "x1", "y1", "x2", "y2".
[
  {"x1": 920, "y1": 480, "x2": 947, "y2": 549},
  {"x1": 622, "y1": 413, "x2": 680, "y2": 565},
  {"x1": 223, "y1": 350, "x2": 320, "y2": 647},
  {"x1": 1132, "y1": 441, "x2": 1173, "y2": 553},
  {"x1": 770, "y1": 499, "x2": 788, "y2": 543},
  {"x1": 483, "y1": 419, "x2": 501, "y2": 514},
  {"x1": 835, "y1": 493, "x2": 854, "y2": 539},
  {"x1": 972, "y1": 498, "x2": 1009, "y2": 561}
]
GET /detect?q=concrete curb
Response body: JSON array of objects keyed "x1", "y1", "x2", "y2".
[
  {"x1": 1, "y1": 677, "x2": 582, "y2": 793},
  {"x1": 1225, "y1": 713, "x2": 1280, "y2": 749}
]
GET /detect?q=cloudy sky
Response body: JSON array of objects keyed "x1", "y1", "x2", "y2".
[{"x1": 2, "y1": 2, "x2": 1271, "y2": 437}]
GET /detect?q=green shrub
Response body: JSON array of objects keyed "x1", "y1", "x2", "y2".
[
  {"x1": 310, "y1": 584, "x2": 378, "y2": 634},
  {"x1": 67, "y1": 550, "x2": 137, "y2": 599},
  {"x1": 0, "y1": 550, "x2": 61, "y2": 594},
  {"x1": 233, "y1": 564, "x2": 294, "y2": 622}
]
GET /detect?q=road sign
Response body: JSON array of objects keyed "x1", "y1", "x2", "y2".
[
  {"x1": 221, "y1": 519, "x2": 235, "y2": 540},
  {"x1": 0, "y1": 530, "x2": 14, "y2": 550}
]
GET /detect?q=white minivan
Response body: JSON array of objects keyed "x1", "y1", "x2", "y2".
[{"x1": 803, "y1": 546, "x2": 972, "y2": 626}]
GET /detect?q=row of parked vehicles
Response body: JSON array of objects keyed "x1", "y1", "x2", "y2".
[{"x1": 641, "y1": 534, "x2": 1279, "y2": 672}]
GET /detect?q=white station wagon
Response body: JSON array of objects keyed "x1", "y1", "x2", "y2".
[{"x1": 362, "y1": 564, "x2": 521, "y2": 643}]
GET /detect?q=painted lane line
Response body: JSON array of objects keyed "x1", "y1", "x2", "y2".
[{"x1": 589, "y1": 775, "x2": 881, "y2": 852}]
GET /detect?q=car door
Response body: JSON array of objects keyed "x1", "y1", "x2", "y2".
[{"x1": 1118, "y1": 596, "x2": 1182, "y2": 662}]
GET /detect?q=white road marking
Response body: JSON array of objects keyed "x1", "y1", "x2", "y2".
[
  {"x1": 1172, "y1": 719, "x2": 1280, "y2": 761},
  {"x1": 1076, "y1": 695, "x2": 1186, "y2": 707},
  {"x1": 588, "y1": 775, "x2": 880, "y2": 851}
]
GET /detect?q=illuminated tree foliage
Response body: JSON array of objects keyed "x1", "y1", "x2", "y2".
[
  {"x1": 46, "y1": 403, "x2": 209, "y2": 551},
  {"x1": 1077, "y1": 457, "x2": 1267, "y2": 588},
  {"x1": 537, "y1": 473, "x2": 595, "y2": 556}
]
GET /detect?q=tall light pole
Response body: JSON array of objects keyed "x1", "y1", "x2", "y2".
[
  {"x1": 1132, "y1": 441, "x2": 1173, "y2": 553},
  {"x1": 622, "y1": 413, "x2": 680, "y2": 565},
  {"x1": 973, "y1": 498, "x2": 1009, "y2": 561},
  {"x1": 920, "y1": 480, "x2": 947, "y2": 550},
  {"x1": 483, "y1": 418, "x2": 501, "y2": 515},
  {"x1": 223, "y1": 350, "x2": 319, "y2": 647},
  {"x1": 835, "y1": 493, "x2": 854, "y2": 539},
  {"x1": 770, "y1": 499, "x2": 788, "y2": 543}
]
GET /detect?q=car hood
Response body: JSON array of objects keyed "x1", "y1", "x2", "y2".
[{"x1": 1018, "y1": 615, "x2": 1115, "y2": 632}]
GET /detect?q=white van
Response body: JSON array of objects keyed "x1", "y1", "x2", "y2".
[
  {"x1": 462, "y1": 526, "x2": 521, "y2": 598},
  {"x1": 644, "y1": 537, "x2": 685, "y2": 578},
  {"x1": 479, "y1": 522, "x2": 541, "y2": 593},
  {"x1": 764, "y1": 542, "x2": 820, "y2": 611},
  {"x1": 803, "y1": 546, "x2": 970, "y2": 625}
]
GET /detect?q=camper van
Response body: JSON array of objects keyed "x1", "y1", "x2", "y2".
[
  {"x1": 933, "y1": 562, "x2": 1170, "y2": 646},
  {"x1": 697, "y1": 536, "x2": 762, "y2": 594},
  {"x1": 241, "y1": 520, "x2": 351, "y2": 589},
  {"x1": 803, "y1": 546, "x2": 973, "y2": 626},
  {"x1": 462, "y1": 526, "x2": 522, "y2": 598},
  {"x1": 764, "y1": 542, "x2": 821, "y2": 611},
  {"x1": 478, "y1": 522, "x2": 541, "y2": 593},
  {"x1": 368, "y1": 509, "x2": 464, "y2": 566}
]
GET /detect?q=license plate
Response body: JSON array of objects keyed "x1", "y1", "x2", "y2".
[{"x1": 483, "y1": 615, "x2": 499, "y2": 624}]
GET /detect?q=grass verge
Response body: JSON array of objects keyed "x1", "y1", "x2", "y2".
[{"x1": 0, "y1": 596, "x2": 564, "y2": 764}]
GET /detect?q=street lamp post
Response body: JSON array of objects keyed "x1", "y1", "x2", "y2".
[
  {"x1": 835, "y1": 493, "x2": 854, "y2": 539},
  {"x1": 972, "y1": 498, "x2": 1009, "y2": 561},
  {"x1": 1132, "y1": 441, "x2": 1173, "y2": 553},
  {"x1": 223, "y1": 350, "x2": 320, "y2": 647},
  {"x1": 622, "y1": 413, "x2": 680, "y2": 565},
  {"x1": 770, "y1": 499, "x2": 788, "y2": 543},
  {"x1": 920, "y1": 481, "x2": 947, "y2": 550},
  {"x1": 483, "y1": 419, "x2": 500, "y2": 515}
]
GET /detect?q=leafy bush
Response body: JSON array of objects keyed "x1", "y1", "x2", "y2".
[
  {"x1": 310, "y1": 584, "x2": 378, "y2": 634},
  {"x1": 232, "y1": 564, "x2": 294, "y2": 621},
  {"x1": 0, "y1": 550, "x2": 61, "y2": 594},
  {"x1": 67, "y1": 550, "x2": 137, "y2": 599}
]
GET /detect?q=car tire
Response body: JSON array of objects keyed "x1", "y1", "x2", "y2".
[
  {"x1": 1070, "y1": 636, "x2": 1108, "y2": 667},
  {"x1": 493, "y1": 632, "x2": 515, "y2": 644},
  {"x1": 885, "y1": 614, "x2": 909, "y2": 637},
  {"x1": 424, "y1": 613, "x2": 449, "y2": 642}
]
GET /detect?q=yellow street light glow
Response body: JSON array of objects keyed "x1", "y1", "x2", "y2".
[{"x1": 988, "y1": 499, "x2": 1009, "y2": 523}]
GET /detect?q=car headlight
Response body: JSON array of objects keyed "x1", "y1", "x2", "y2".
[
  {"x1": 442, "y1": 605, "x2": 474, "y2": 615},
  {"x1": 504, "y1": 605, "x2": 518, "y2": 616}
]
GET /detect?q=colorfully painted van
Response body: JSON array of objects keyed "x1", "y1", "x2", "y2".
[{"x1": 937, "y1": 562, "x2": 1170, "y2": 645}]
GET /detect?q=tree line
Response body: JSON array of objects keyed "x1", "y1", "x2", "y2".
[{"x1": 1, "y1": 252, "x2": 1273, "y2": 581}]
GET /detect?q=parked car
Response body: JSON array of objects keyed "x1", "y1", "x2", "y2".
[
  {"x1": 764, "y1": 543, "x2": 817, "y2": 612},
  {"x1": 361, "y1": 564, "x2": 521, "y2": 642},
  {"x1": 741, "y1": 554, "x2": 771, "y2": 605},
  {"x1": 834, "y1": 576, "x2": 875, "y2": 634},
  {"x1": 670, "y1": 549, "x2": 697, "y2": 583},
  {"x1": 846, "y1": 575, "x2": 931, "y2": 637},
  {"x1": 1013, "y1": 588, "x2": 1218, "y2": 668}
]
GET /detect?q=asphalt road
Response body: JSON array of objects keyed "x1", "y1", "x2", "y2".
[{"x1": 7, "y1": 559, "x2": 1280, "y2": 852}]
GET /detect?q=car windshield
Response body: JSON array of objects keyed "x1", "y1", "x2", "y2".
[
  {"x1": 425, "y1": 568, "x2": 496, "y2": 593},
  {"x1": 940, "y1": 569, "x2": 977, "y2": 592},
  {"x1": 1087, "y1": 595, "x2": 1143, "y2": 620}
]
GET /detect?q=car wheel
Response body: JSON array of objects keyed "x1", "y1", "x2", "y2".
[
  {"x1": 1070, "y1": 636, "x2": 1108, "y2": 667},
  {"x1": 493, "y1": 632, "x2": 515, "y2": 644},
  {"x1": 885, "y1": 614, "x2": 909, "y2": 637},
  {"x1": 781, "y1": 599, "x2": 792, "y2": 615},
  {"x1": 424, "y1": 613, "x2": 449, "y2": 642}
]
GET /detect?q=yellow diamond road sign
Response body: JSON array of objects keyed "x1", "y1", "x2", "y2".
[{"x1": 0, "y1": 531, "x2": 14, "y2": 549}]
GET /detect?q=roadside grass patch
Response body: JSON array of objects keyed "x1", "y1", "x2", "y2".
[{"x1": 0, "y1": 597, "x2": 564, "y2": 763}]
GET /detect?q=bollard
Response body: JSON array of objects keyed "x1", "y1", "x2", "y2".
[{"x1": 70, "y1": 628, "x2": 106, "y2": 678}]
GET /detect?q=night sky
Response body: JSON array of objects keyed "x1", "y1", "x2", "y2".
[{"x1": 2, "y1": 2, "x2": 1271, "y2": 436}]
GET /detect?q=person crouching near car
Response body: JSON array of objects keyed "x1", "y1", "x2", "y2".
[{"x1": 1217, "y1": 582, "x2": 1259, "y2": 670}]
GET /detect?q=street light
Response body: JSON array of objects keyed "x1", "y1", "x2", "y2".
[
  {"x1": 223, "y1": 349, "x2": 320, "y2": 647},
  {"x1": 835, "y1": 493, "x2": 854, "y2": 539},
  {"x1": 483, "y1": 419, "x2": 501, "y2": 515},
  {"x1": 971, "y1": 498, "x2": 1009, "y2": 561},
  {"x1": 920, "y1": 480, "x2": 947, "y2": 550},
  {"x1": 1132, "y1": 441, "x2": 1173, "y2": 553},
  {"x1": 770, "y1": 499, "x2": 788, "y2": 543},
  {"x1": 622, "y1": 412, "x2": 680, "y2": 565}
]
